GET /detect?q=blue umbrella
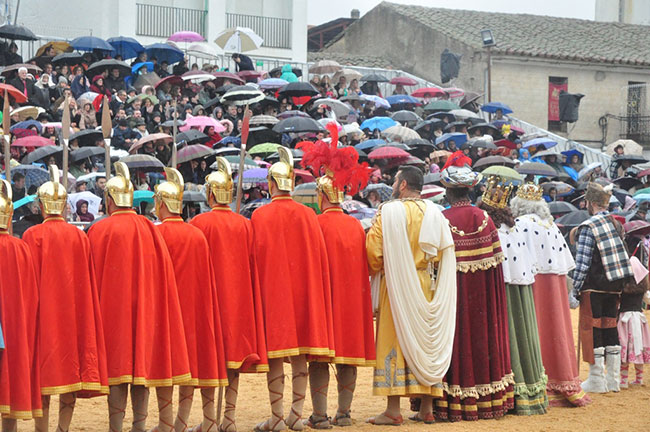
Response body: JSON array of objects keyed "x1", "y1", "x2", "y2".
[
  {"x1": 10, "y1": 120, "x2": 42, "y2": 133},
  {"x1": 481, "y1": 101, "x2": 513, "y2": 114},
  {"x1": 523, "y1": 137, "x2": 557, "y2": 150},
  {"x1": 12, "y1": 165, "x2": 49, "y2": 189},
  {"x1": 354, "y1": 139, "x2": 386, "y2": 151},
  {"x1": 13, "y1": 194, "x2": 36, "y2": 209},
  {"x1": 259, "y1": 78, "x2": 289, "y2": 90},
  {"x1": 144, "y1": 43, "x2": 184, "y2": 64},
  {"x1": 562, "y1": 165, "x2": 579, "y2": 181},
  {"x1": 108, "y1": 37, "x2": 144, "y2": 59},
  {"x1": 70, "y1": 36, "x2": 114, "y2": 53},
  {"x1": 133, "y1": 190, "x2": 154, "y2": 206},
  {"x1": 435, "y1": 132, "x2": 468, "y2": 147},
  {"x1": 561, "y1": 149, "x2": 584, "y2": 162},
  {"x1": 386, "y1": 95, "x2": 420, "y2": 105},
  {"x1": 132, "y1": 62, "x2": 154, "y2": 74},
  {"x1": 360, "y1": 116, "x2": 397, "y2": 132},
  {"x1": 218, "y1": 136, "x2": 241, "y2": 147}
]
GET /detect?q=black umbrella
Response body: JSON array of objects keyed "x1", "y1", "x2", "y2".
[
  {"x1": 70, "y1": 146, "x2": 105, "y2": 162},
  {"x1": 220, "y1": 85, "x2": 265, "y2": 106},
  {"x1": 278, "y1": 82, "x2": 319, "y2": 98},
  {"x1": 258, "y1": 96, "x2": 280, "y2": 110},
  {"x1": 272, "y1": 117, "x2": 324, "y2": 134},
  {"x1": 160, "y1": 119, "x2": 186, "y2": 128},
  {"x1": 248, "y1": 127, "x2": 282, "y2": 146},
  {"x1": 473, "y1": 155, "x2": 515, "y2": 169},
  {"x1": 404, "y1": 138, "x2": 433, "y2": 147},
  {"x1": 391, "y1": 110, "x2": 421, "y2": 123},
  {"x1": 413, "y1": 119, "x2": 445, "y2": 133},
  {"x1": 22, "y1": 146, "x2": 63, "y2": 164},
  {"x1": 613, "y1": 176, "x2": 642, "y2": 191},
  {"x1": 216, "y1": 83, "x2": 237, "y2": 94},
  {"x1": 86, "y1": 59, "x2": 131, "y2": 78},
  {"x1": 361, "y1": 73, "x2": 389, "y2": 83},
  {"x1": 183, "y1": 190, "x2": 206, "y2": 203},
  {"x1": 203, "y1": 96, "x2": 222, "y2": 110},
  {"x1": 176, "y1": 130, "x2": 210, "y2": 144},
  {"x1": 555, "y1": 210, "x2": 590, "y2": 227},
  {"x1": 468, "y1": 137, "x2": 497, "y2": 150},
  {"x1": 612, "y1": 154, "x2": 648, "y2": 165},
  {"x1": 548, "y1": 201, "x2": 578, "y2": 215},
  {"x1": 70, "y1": 129, "x2": 104, "y2": 147},
  {"x1": 426, "y1": 112, "x2": 456, "y2": 122},
  {"x1": 52, "y1": 52, "x2": 84, "y2": 66},
  {"x1": 0, "y1": 24, "x2": 38, "y2": 41},
  {"x1": 265, "y1": 148, "x2": 304, "y2": 163},
  {"x1": 269, "y1": 66, "x2": 302, "y2": 78}
]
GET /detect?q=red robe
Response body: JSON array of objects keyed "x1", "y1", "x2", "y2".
[
  {"x1": 156, "y1": 217, "x2": 228, "y2": 386},
  {"x1": 317, "y1": 208, "x2": 375, "y2": 365},
  {"x1": 0, "y1": 233, "x2": 42, "y2": 419},
  {"x1": 87, "y1": 209, "x2": 191, "y2": 386},
  {"x1": 191, "y1": 206, "x2": 268, "y2": 372},
  {"x1": 23, "y1": 217, "x2": 108, "y2": 397},
  {"x1": 251, "y1": 196, "x2": 335, "y2": 358}
]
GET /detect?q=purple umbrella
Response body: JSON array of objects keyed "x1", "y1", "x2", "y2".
[
  {"x1": 168, "y1": 31, "x2": 205, "y2": 43},
  {"x1": 236, "y1": 168, "x2": 268, "y2": 189}
]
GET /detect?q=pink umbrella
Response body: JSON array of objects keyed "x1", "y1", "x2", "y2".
[
  {"x1": 213, "y1": 71, "x2": 245, "y2": 86},
  {"x1": 443, "y1": 87, "x2": 465, "y2": 99},
  {"x1": 390, "y1": 77, "x2": 417, "y2": 86},
  {"x1": 367, "y1": 146, "x2": 410, "y2": 160},
  {"x1": 177, "y1": 144, "x2": 214, "y2": 164},
  {"x1": 179, "y1": 116, "x2": 226, "y2": 133},
  {"x1": 411, "y1": 87, "x2": 446, "y2": 98},
  {"x1": 168, "y1": 31, "x2": 205, "y2": 43},
  {"x1": 11, "y1": 136, "x2": 54, "y2": 147}
]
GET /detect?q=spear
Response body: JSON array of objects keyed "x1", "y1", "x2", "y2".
[
  {"x1": 171, "y1": 99, "x2": 178, "y2": 168},
  {"x1": 101, "y1": 96, "x2": 112, "y2": 179},
  {"x1": 61, "y1": 96, "x2": 71, "y2": 190},
  {"x1": 2, "y1": 90, "x2": 10, "y2": 184},
  {"x1": 235, "y1": 106, "x2": 251, "y2": 214}
]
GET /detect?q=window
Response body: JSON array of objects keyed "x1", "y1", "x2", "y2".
[
  {"x1": 548, "y1": 77, "x2": 568, "y2": 133},
  {"x1": 626, "y1": 81, "x2": 646, "y2": 141}
]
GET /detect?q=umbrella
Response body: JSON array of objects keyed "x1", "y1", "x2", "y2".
[
  {"x1": 313, "y1": 98, "x2": 352, "y2": 120},
  {"x1": 177, "y1": 144, "x2": 214, "y2": 164},
  {"x1": 517, "y1": 162, "x2": 558, "y2": 177},
  {"x1": 449, "y1": 109, "x2": 480, "y2": 120},
  {"x1": 624, "y1": 220, "x2": 650, "y2": 237},
  {"x1": 259, "y1": 78, "x2": 288, "y2": 90},
  {"x1": 361, "y1": 94, "x2": 390, "y2": 109},
  {"x1": 435, "y1": 132, "x2": 468, "y2": 147},
  {"x1": 391, "y1": 110, "x2": 422, "y2": 123},
  {"x1": 220, "y1": 155, "x2": 258, "y2": 172},
  {"x1": 423, "y1": 100, "x2": 461, "y2": 111},
  {"x1": 333, "y1": 69, "x2": 362, "y2": 82},
  {"x1": 605, "y1": 139, "x2": 643, "y2": 156},
  {"x1": 22, "y1": 146, "x2": 63, "y2": 164},
  {"x1": 578, "y1": 162, "x2": 604, "y2": 180},
  {"x1": 128, "y1": 133, "x2": 173, "y2": 153},
  {"x1": 474, "y1": 156, "x2": 516, "y2": 169},
  {"x1": 279, "y1": 82, "x2": 319, "y2": 98},
  {"x1": 237, "y1": 70, "x2": 263, "y2": 82},
  {"x1": 51, "y1": 52, "x2": 83, "y2": 66},
  {"x1": 382, "y1": 125, "x2": 419, "y2": 141},
  {"x1": 612, "y1": 154, "x2": 648, "y2": 165},
  {"x1": 180, "y1": 116, "x2": 226, "y2": 133},
  {"x1": 548, "y1": 201, "x2": 578, "y2": 215},
  {"x1": 273, "y1": 117, "x2": 324, "y2": 134},
  {"x1": 132, "y1": 61, "x2": 154, "y2": 74},
  {"x1": 183, "y1": 190, "x2": 206, "y2": 203},
  {"x1": 390, "y1": 76, "x2": 418, "y2": 86},
  {"x1": 0, "y1": 63, "x2": 41, "y2": 77},
  {"x1": 186, "y1": 42, "x2": 221, "y2": 59},
  {"x1": 277, "y1": 110, "x2": 310, "y2": 120},
  {"x1": 168, "y1": 31, "x2": 205, "y2": 43},
  {"x1": 555, "y1": 210, "x2": 590, "y2": 228},
  {"x1": 368, "y1": 146, "x2": 410, "y2": 160},
  {"x1": 248, "y1": 143, "x2": 281, "y2": 156},
  {"x1": 360, "y1": 116, "x2": 397, "y2": 132},
  {"x1": 70, "y1": 129, "x2": 104, "y2": 147},
  {"x1": 70, "y1": 146, "x2": 105, "y2": 162},
  {"x1": 12, "y1": 165, "x2": 49, "y2": 189},
  {"x1": 214, "y1": 147, "x2": 241, "y2": 156},
  {"x1": 9, "y1": 106, "x2": 44, "y2": 121},
  {"x1": 411, "y1": 87, "x2": 446, "y2": 98},
  {"x1": 309, "y1": 60, "x2": 342, "y2": 74},
  {"x1": 468, "y1": 136, "x2": 497, "y2": 150},
  {"x1": 221, "y1": 85, "x2": 265, "y2": 106},
  {"x1": 341, "y1": 200, "x2": 369, "y2": 212},
  {"x1": 250, "y1": 115, "x2": 279, "y2": 126},
  {"x1": 182, "y1": 71, "x2": 218, "y2": 83},
  {"x1": 561, "y1": 149, "x2": 584, "y2": 162},
  {"x1": 155, "y1": 75, "x2": 184, "y2": 90},
  {"x1": 10, "y1": 119, "x2": 42, "y2": 133},
  {"x1": 144, "y1": 43, "x2": 184, "y2": 64},
  {"x1": 523, "y1": 137, "x2": 558, "y2": 150},
  {"x1": 107, "y1": 36, "x2": 144, "y2": 59},
  {"x1": 86, "y1": 59, "x2": 131, "y2": 78},
  {"x1": 212, "y1": 71, "x2": 245, "y2": 86},
  {"x1": 361, "y1": 73, "x2": 389, "y2": 83},
  {"x1": 71, "y1": 36, "x2": 114, "y2": 53},
  {"x1": 12, "y1": 136, "x2": 52, "y2": 147},
  {"x1": 0, "y1": 24, "x2": 37, "y2": 41},
  {"x1": 355, "y1": 139, "x2": 386, "y2": 151},
  {"x1": 543, "y1": 182, "x2": 575, "y2": 198},
  {"x1": 35, "y1": 41, "x2": 72, "y2": 57},
  {"x1": 215, "y1": 27, "x2": 263, "y2": 52},
  {"x1": 613, "y1": 176, "x2": 642, "y2": 191},
  {"x1": 160, "y1": 119, "x2": 186, "y2": 129},
  {"x1": 0, "y1": 83, "x2": 27, "y2": 104},
  {"x1": 421, "y1": 184, "x2": 446, "y2": 199},
  {"x1": 177, "y1": 130, "x2": 211, "y2": 145},
  {"x1": 132, "y1": 190, "x2": 154, "y2": 206},
  {"x1": 481, "y1": 101, "x2": 513, "y2": 114},
  {"x1": 442, "y1": 87, "x2": 465, "y2": 99},
  {"x1": 235, "y1": 168, "x2": 268, "y2": 188},
  {"x1": 481, "y1": 165, "x2": 522, "y2": 181},
  {"x1": 386, "y1": 95, "x2": 420, "y2": 106},
  {"x1": 119, "y1": 154, "x2": 165, "y2": 170},
  {"x1": 265, "y1": 149, "x2": 304, "y2": 163},
  {"x1": 240, "y1": 198, "x2": 271, "y2": 218},
  {"x1": 292, "y1": 182, "x2": 318, "y2": 206},
  {"x1": 13, "y1": 194, "x2": 36, "y2": 209}
]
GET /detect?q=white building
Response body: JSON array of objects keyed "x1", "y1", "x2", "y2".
[
  {"x1": 596, "y1": 0, "x2": 650, "y2": 25},
  {"x1": 3, "y1": 0, "x2": 307, "y2": 62}
]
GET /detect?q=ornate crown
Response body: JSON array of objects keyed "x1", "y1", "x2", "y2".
[
  {"x1": 516, "y1": 182, "x2": 543, "y2": 201},
  {"x1": 481, "y1": 175, "x2": 513, "y2": 209}
]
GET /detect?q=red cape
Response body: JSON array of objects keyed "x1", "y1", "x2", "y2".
[
  {"x1": 156, "y1": 217, "x2": 228, "y2": 386},
  {"x1": 23, "y1": 218, "x2": 108, "y2": 396},
  {"x1": 0, "y1": 233, "x2": 42, "y2": 419},
  {"x1": 317, "y1": 208, "x2": 375, "y2": 365},
  {"x1": 251, "y1": 197, "x2": 335, "y2": 358},
  {"x1": 88, "y1": 210, "x2": 191, "y2": 386},
  {"x1": 191, "y1": 207, "x2": 268, "y2": 372}
]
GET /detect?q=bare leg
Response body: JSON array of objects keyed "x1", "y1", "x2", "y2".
[
  {"x1": 155, "y1": 387, "x2": 174, "y2": 432},
  {"x1": 285, "y1": 355, "x2": 308, "y2": 431},
  {"x1": 367, "y1": 396, "x2": 402, "y2": 425},
  {"x1": 174, "y1": 386, "x2": 194, "y2": 432},
  {"x1": 255, "y1": 357, "x2": 286, "y2": 432},
  {"x1": 2, "y1": 418, "x2": 17, "y2": 432},
  {"x1": 199, "y1": 388, "x2": 217, "y2": 432},
  {"x1": 335, "y1": 365, "x2": 357, "y2": 426},
  {"x1": 108, "y1": 384, "x2": 128, "y2": 432},
  {"x1": 57, "y1": 392, "x2": 77, "y2": 432},
  {"x1": 416, "y1": 396, "x2": 433, "y2": 422},
  {"x1": 35, "y1": 395, "x2": 50, "y2": 432},
  {"x1": 307, "y1": 362, "x2": 329, "y2": 426},
  {"x1": 220, "y1": 369, "x2": 239, "y2": 432},
  {"x1": 130, "y1": 385, "x2": 150, "y2": 432}
]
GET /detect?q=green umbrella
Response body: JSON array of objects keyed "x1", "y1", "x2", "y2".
[
  {"x1": 423, "y1": 100, "x2": 461, "y2": 112},
  {"x1": 482, "y1": 165, "x2": 523, "y2": 182},
  {"x1": 248, "y1": 143, "x2": 281, "y2": 156},
  {"x1": 634, "y1": 187, "x2": 650, "y2": 197},
  {"x1": 127, "y1": 94, "x2": 160, "y2": 105}
]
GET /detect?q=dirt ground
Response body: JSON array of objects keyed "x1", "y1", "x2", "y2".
[{"x1": 30, "y1": 309, "x2": 650, "y2": 432}]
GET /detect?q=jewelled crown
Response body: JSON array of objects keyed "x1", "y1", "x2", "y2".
[
  {"x1": 481, "y1": 176, "x2": 513, "y2": 209},
  {"x1": 516, "y1": 182, "x2": 543, "y2": 201}
]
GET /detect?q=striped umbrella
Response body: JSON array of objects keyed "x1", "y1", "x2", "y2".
[
  {"x1": 177, "y1": 144, "x2": 214, "y2": 164},
  {"x1": 119, "y1": 154, "x2": 165, "y2": 170},
  {"x1": 220, "y1": 85, "x2": 265, "y2": 106}
]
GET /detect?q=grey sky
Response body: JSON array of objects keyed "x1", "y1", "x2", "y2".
[{"x1": 307, "y1": 0, "x2": 596, "y2": 26}]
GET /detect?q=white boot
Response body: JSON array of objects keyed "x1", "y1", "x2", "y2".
[
  {"x1": 605, "y1": 345, "x2": 621, "y2": 392},
  {"x1": 581, "y1": 347, "x2": 608, "y2": 393}
]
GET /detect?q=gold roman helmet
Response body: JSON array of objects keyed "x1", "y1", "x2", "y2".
[
  {"x1": 105, "y1": 161, "x2": 134, "y2": 208},
  {"x1": 205, "y1": 156, "x2": 233, "y2": 205},
  {"x1": 0, "y1": 179, "x2": 12, "y2": 230},
  {"x1": 37, "y1": 165, "x2": 67, "y2": 215},
  {"x1": 317, "y1": 170, "x2": 344, "y2": 206},
  {"x1": 154, "y1": 167, "x2": 184, "y2": 215},
  {"x1": 268, "y1": 146, "x2": 294, "y2": 192}
]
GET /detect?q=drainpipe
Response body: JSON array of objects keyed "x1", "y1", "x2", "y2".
[{"x1": 13, "y1": 0, "x2": 20, "y2": 25}]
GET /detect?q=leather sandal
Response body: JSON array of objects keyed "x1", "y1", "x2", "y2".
[
  {"x1": 408, "y1": 413, "x2": 435, "y2": 424},
  {"x1": 366, "y1": 413, "x2": 403, "y2": 426}
]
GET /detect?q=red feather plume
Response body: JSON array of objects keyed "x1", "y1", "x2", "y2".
[
  {"x1": 296, "y1": 121, "x2": 370, "y2": 195},
  {"x1": 442, "y1": 150, "x2": 472, "y2": 171}
]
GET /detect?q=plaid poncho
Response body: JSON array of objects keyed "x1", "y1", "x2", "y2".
[{"x1": 578, "y1": 213, "x2": 632, "y2": 283}]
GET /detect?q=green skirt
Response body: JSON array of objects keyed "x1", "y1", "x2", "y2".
[{"x1": 506, "y1": 284, "x2": 548, "y2": 415}]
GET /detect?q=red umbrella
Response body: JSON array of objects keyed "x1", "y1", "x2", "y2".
[
  {"x1": 411, "y1": 87, "x2": 446, "y2": 98},
  {"x1": 0, "y1": 83, "x2": 28, "y2": 104},
  {"x1": 624, "y1": 220, "x2": 650, "y2": 237},
  {"x1": 495, "y1": 139, "x2": 518, "y2": 150},
  {"x1": 637, "y1": 169, "x2": 650, "y2": 178},
  {"x1": 154, "y1": 75, "x2": 183, "y2": 89},
  {"x1": 237, "y1": 70, "x2": 263, "y2": 82},
  {"x1": 368, "y1": 146, "x2": 410, "y2": 159},
  {"x1": 390, "y1": 77, "x2": 417, "y2": 86},
  {"x1": 177, "y1": 144, "x2": 214, "y2": 164},
  {"x1": 443, "y1": 87, "x2": 465, "y2": 98},
  {"x1": 294, "y1": 169, "x2": 315, "y2": 183},
  {"x1": 213, "y1": 71, "x2": 245, "y2": 86},
  {"x1": 12, "y1": 135, "x2": 54, "y2": 147}
]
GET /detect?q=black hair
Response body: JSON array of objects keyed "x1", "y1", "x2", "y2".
[{"x1": 396, "y1": 165, "x2": 423, "y2": 192}]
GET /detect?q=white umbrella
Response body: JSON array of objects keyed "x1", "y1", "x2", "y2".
[
  {"x1": 382, "y1": 125, "x2": 420, "y2": 142},
  {"x1": 605, "y1": 139, "x2": 643, "y2": 156},
  {"x1": 309, "y1": 60, "x2": 342, "y2": 75},
  {"x1": 333, "y1": 68, "x2": 362, "y2": 82},
  {"x1": 187, "y1": 42, "x2": 222, "y2": 59},
  {"x1": 578, "y1": 161, "x2": 603, "y2": 180},
  {"x1": 77, "y1": 172, "x2": 106, "y2": 183},
  {"x1": 68, "y1": 191, "x2": 102, "y2": 217},
  {"x1": 449, "y1": 109, "x2": 480, "y2": 120},
  {"x1": 215, "y1": 27, "x2": 263, "y2": 52},
  {"x1": 313, "y1": 98, "x2": 352, "y2": 121}
]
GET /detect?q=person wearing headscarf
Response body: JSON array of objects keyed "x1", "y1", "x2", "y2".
[
  {"x1": 76, "y1": 199, "x2": 95, "y2": 222},
  {"x1": 280, "y1": 64, "x2": 298, "y2": 83},
  {"x1": 33, "y1": 73, "x2": 54, "y2": 109},
  {"x1": 70, "y1": 74, "x2": 90, "y2": 99},
  {"x1": 90, "y1": 75, "x2": 111, "y2": 99}
]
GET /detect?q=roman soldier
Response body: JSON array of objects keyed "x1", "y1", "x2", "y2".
[
  {"x1": 87, "y1": 162, "x2": 191, "y2": 432},
  {"x1": 297, "y1": 127, "x2": 376, "y2": 428},
  {"x1": 23, "y1": 166, "x2": 108, "y2": 432},
  {"x1": 0, "y1": 179, "x2": 42, "y2": 430},
  {"x1": 190, "y1": 157, "x2": 268, "y2": 432},
  {"x1": 154, "y1": 167, "x2": 229, "y2": 432},
  {"x1": 251, "y1": 147, "x2": 335, "y2": 432}
]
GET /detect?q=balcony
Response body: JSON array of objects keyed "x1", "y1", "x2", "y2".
[
  {"x1": 136, "y1": 4, "x2": 207, "y2": 38},
  {"x1": 226, "y1": 13, "x2": 292, "y2": 50}
]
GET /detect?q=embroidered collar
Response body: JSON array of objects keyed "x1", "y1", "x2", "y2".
[
  {"x1": 161, "y1": 216, "x2": 184, "y2": 223},
  {"x1": 271, "y1": 195, "x2": 292, "y2": 202},
  {"x1": 450, "y1": 200, "x2": 472, "y2": 208},
  {"x1": 211, "y1": 206, "x2": 231, "y2": 212},
  {"x1": 111, "y1": 209, "x2": 136, "y2": 216},
  {"x1": 43, "y1": 216, "x2": 65, "y2": 223},
  {"x1": 322, "y1": 207, "x2": 343, "y2": 214}
]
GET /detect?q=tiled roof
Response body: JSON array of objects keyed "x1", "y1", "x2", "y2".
[
  {"x1": 380, "y1": 2, "x2": 650, "y2": 67},
  {"x1": 308, "y1": 51, "x2": 395, "y2": 69}
]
